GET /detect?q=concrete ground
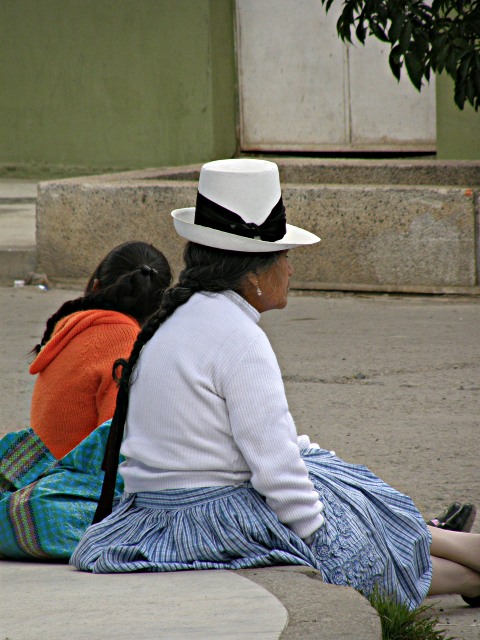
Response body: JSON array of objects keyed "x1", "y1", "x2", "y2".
[{"x1": 1, "y1": 179, "x2": 479, "y2": 639}]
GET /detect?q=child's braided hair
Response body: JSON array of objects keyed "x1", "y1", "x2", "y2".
[{"x1": 32, "y1": 240, "x2": 172, "y2": 355}]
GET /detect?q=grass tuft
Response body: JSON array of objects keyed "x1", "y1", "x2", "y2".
[{"x1": 368, "y1": 587, "x2": 456, "y2": 640}]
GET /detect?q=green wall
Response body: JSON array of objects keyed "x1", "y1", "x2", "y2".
[
  {"x1": 0, "y1": 0, "x2": 237, "y2": 175},
  {"x1": 436, "y1": 73, "x2": 480, "y2": 160},
  {"x1": 2, "y1": 0, "x2": 478, "y2": 169}
]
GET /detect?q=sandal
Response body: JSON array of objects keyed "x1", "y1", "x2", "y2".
[
  {"x1": 427, "y1": 503, "x2": 476, "y2": 532},
  {"x1": 462, "y1": 595, "x2": 480, "y2": 607}
]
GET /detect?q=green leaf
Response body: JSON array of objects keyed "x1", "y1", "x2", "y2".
[
  {"x1": 452, "y1": 37, "x2": 469, "y2": 48},
  {"x1": 466, "y1": 76, "x2": 475, "y2": 102},
  {"x1": 410, "y1": 34, "x2": 429, "y2": 60},
  {"x1": 399, "y1": 21, "x2": 413, "y2": 53},
  {"x1": 337, "y1": 13, "x2": 353, "y2": 42},
  {"x1": 454, "y1": 76, "x2": 466, "y2": 108},
  {"x1": 472, "y1": 64, "x2": 480, "y2": 94},
  {"x1": 445, "y1": 47, "x2": 458, "y2": 75},
  {"x1": 390, "y1": 43, "x2": 403, "y2": 64},
  {"x1": 370, "y1": 21, "x2": 389, "y2": 41},
  {"x1": 458, "y1": 54, "x2": 471, "y2": 81},
  {"x1": 337, "y1": 3, "x2": 358, "y2": 42},
  {"x1": 405, "y1": 50, "x2": 424, "y2": 89},
  {"x1": 322, "y1": 0, "x2": 480, "y2": 110},
  {"x1": 389, "y1": 59, "x2": 403, "y2": 80},
  {"x1": 356, "y1": 20, "x2": 367, "y2": 43},
  {"x1": 433, "y1": 37, "x2": 450, "y2": 71},
  {"x1": 389, "y1": 44, "x2": 403, "y2": 80},
  {"x1": 430, "y1": 34, "x2": 448, "y2": 59},
  {"x1": 389, "y1": 12, "x2": 406, "y2": 42}
]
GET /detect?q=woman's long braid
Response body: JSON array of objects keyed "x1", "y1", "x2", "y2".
[{"x1": 93, "y1": 242, "x2": 280, "y2": 523}]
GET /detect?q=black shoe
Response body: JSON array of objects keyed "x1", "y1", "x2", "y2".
[
  {"x1": 427, "y1": 503, "x2": 476, "y2": 532},
  {"x1": 462, "y1": 595, "x2": 480, "y2": 607},
  {"x1": 427, "y1": 502, "x2": 462, "y2": 527}
]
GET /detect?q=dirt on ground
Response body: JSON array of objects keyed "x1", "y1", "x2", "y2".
[{"x1": 1, "y1": 285, "x2": 479, "y2": 639}]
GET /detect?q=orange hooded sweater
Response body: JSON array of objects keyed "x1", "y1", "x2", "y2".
[{"x1": 30, "y1": 309, "x2": 140, "y2": 458}]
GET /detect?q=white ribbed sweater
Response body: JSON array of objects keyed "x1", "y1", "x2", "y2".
[{"x1": 120, "y1": 290, "x2": 324, "y2": 539}]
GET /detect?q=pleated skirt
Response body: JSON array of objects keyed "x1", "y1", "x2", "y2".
[{"x1": 70, "y1": 448, "x2": 432, "y2": 609}]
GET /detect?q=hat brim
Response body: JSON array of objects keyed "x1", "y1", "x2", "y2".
[{"x1": 171, "y1": 208, "x2": 320, "y2": 253}]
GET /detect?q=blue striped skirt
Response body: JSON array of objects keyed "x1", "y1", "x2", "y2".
[{"x1": 70, "y1": 448, "x2": 432, "y2": 609}]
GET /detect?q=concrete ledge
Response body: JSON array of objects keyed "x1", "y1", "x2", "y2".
[
  {"x1": 273, "y1": 157, "x2": 480, "y2": 187},
  {"x1": 0, "y1": 561, "x2": 381, "y2": 640},
  {"x1": 36, "y1": 157, "x2": 480, "y2": 187},
  {"x1": 238, "y1": 566, "x2": 381, "y2": 640},
  {"x1": 36, "y1": 159, "x2": 480, "y2": 293},
  {"x1": 0, "y1": 562, "x2": 288, "y2": 640}
]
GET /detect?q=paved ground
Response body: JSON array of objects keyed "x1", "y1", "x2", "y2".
[
  {"x1": 0, "y1": 179, "x2": 479, "y2": 638},
  {"x1": 1, "y1": 285, "x2": 479, "y2": 638}
]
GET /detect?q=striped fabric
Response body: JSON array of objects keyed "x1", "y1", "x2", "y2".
[
  {"x1": 70, "y1": 448, "x2": 432, "y2": 610},
  {"x1": 302, "y1": 449, "x2": 432, "y2": 608},
  {"x1": 0, "y1": 421, "x2": 123, "y2": 560},
  {"x1": 0, "y1": 429, "x2": 54, "y2": 492}
]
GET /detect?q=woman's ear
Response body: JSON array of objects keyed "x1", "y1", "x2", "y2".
[
  {"x1": 91, "y1": 278, "x2": 101, "y2": 293},
  {"x1": 245, "y1": 272, "x2": 258, "y2": 289},
  {"x1": 237, "y1": 272, "x2": 258, "y2": 306}
]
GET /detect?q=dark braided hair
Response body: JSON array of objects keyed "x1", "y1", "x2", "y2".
[
  {"x1": 93, "y1": 241, "x2": 282, "y2": 523},
  {"x1": 32, "y1": 241, "x2": 172, "y2": 355}
]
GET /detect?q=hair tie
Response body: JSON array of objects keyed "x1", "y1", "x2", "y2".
[{"x1": 140, "y1": 265, "x2": 158, "y2": 276}]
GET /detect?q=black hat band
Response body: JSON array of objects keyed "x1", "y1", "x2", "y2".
[{"x1": 194, "y1": 191, "x2": 286, "y2": 242}]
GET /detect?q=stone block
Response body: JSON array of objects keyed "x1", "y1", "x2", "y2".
[
  {"x1": 36, "y1": 179, "x2": 198, "y2": 283},
  {"x1": 36, "y1": 161, "x2": 480, "y2": 293},
  {"x1": 285, "y1": 184, "x2": 477, "y2": 290}
]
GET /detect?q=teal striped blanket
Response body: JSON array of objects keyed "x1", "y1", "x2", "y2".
[{"x1": 0, "y1": 420, "x2": 123, "y2": 560}]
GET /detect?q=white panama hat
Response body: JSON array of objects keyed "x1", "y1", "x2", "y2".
[{"x1": 171, "y1": 158, "x2": 320, "y2": 252}]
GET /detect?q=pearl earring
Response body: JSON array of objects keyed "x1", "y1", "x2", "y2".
[{"x1": 256, "y1": 285, "x2": 262, "y2": 297}]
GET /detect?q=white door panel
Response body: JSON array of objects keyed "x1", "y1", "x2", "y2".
[
  {"x1": 348, "y1": 40, "x2": 436, "y2": 147},
  {"x1": 236, "y1": 0, "x2": 436, "y2": 152}
]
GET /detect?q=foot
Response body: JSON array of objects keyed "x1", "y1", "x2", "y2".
[
  {"x1": 462, "y1": 594, "x2": 480, "y2": 607},
  {"x1": 427, "y1": 503, "x2": 477, "y2": 532}
]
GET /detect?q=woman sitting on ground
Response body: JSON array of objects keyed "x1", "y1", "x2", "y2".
[
  {"x1": 0, "y1": 240, "x2": 171, "y2": 561},
  {"x1": 71, "y1": 159, "x2": 480, "y2": 610}
]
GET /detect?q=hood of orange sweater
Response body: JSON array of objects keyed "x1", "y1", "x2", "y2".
[{"x1": 30, "y1": 309, "x2": 139, "y2": 374}]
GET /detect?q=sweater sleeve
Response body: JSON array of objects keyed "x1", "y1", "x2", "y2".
[{"x1": 222, "y1": 333, "x2": 324, "y2": 539}]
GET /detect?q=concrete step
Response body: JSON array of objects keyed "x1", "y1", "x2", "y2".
[
  {"x1": 0, "y1": 562, "x2": 381, "y2": 640},
  {"x1": 35, "y1": 159, "x2": 480, "y2": 294},
  {"x1": 0, "y1": 180, "x2": 38, "y2": 285}
]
